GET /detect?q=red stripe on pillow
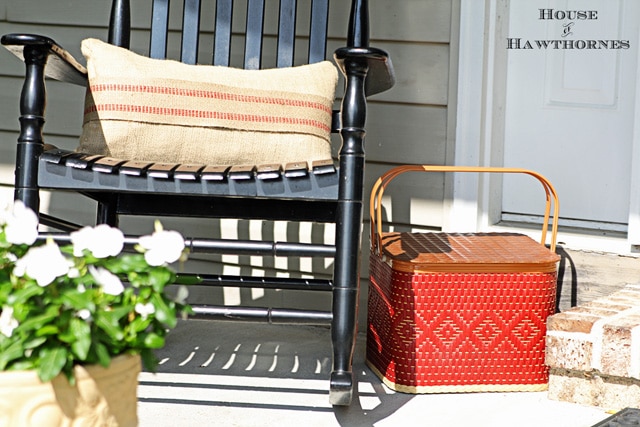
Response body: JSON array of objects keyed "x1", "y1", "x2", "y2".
[
  {"x1": 84, "y1": 104, "x2": 331, "y2": 133},
  {"x1": 90, "y1": 84, "x2": 333, "y2": 114}
]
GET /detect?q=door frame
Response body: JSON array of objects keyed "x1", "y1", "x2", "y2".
[{"x1": 448, "y1": 0, "x2": 640, "y2": 255}]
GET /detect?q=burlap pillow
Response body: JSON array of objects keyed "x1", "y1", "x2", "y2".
[{"x1": 77, "y1": 38, "x2": 338, "y2": 167}]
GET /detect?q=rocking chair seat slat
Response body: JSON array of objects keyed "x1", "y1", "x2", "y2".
[
  {"x1": 147, "y1": 162, "x2": 178, "y2": 179},
  {"x1": 256, "y1": 164, "x2": 283, "y2": 180},
  {"x1": 311, "y1": 159, "x2": 337, "y2": 175},
  {"x1": 200, "y1": 165, "x2": 231, "y2": 181},
  {"x1": 284, "y1": 161, "x2": 309, "y2": 178},
  {"x1": 119, "y1": 160, "x2": 154, "y2": 176},
  {"x1": 40, "y1": 148, "x2": 78, "y2": 165},
  {"x1": 90, "y1": 157, "x2": 127, "y2": 174},
  {"x1": 173, "y1": 164, "x2": 205, "y2": 180},
  {"x1": 66, "y1": 154, "x2": 105, "y2": 170},
  {"x1": 37, "y1": 149, "x2": 339, "y2": 200},
  {"x1": 228, "y1": 165, "x2": 256, "y2": 180}
]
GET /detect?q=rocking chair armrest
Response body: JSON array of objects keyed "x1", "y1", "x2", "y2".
[
  {"x1": 334, "y1": 46, "x2": 395, "y2": 97},
  {"x1": 1, "y1": 33, "x2": 88, "y2": 86}
]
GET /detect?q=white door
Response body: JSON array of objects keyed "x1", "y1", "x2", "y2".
[{"x1": 502, "y1": 0, "x2": 640, "y2": 233}]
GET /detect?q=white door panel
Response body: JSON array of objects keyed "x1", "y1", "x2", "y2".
[{"x1": 502, "y1": 0, "x2": 639, "y2": 227}]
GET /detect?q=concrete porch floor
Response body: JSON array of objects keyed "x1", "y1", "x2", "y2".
[{"x1": 137, "y1": 320, "x2": 612, "y2": 426}]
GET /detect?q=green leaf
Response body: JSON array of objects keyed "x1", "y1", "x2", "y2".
[
  {"x1": 142, "y1": 332, "x2": 165, "y2": 349},
  {"x1": 17, "y1": 307, "x2": 60, "y2": 332},
  {"x1": 106, "y1": 254, "x2": 147, "y2": 274},
  {"x1": 69, "y1": 318, "x2": 91, "y2": 360},
  {"x1": 95, "y1": 311, "x2": 125, "y2": 341},
  {"x1": 10, "y1": 360, "x2": 37, "y2": 371},
  {"x1": 128, "y1": 315, "x2": 152, "y2": 333},
  {"x1": 94, "y1": 341, "x2": 112, "y2": 367},
  {"x1": 140, "y1": 348, "x2": 159, "y2": 373},
  {"x1": 23, "y1": 336, "x2": 47, "y2": 349},
  {"x1": 148, "y1": 268, "x2": 172, "y2": 292},
  {"x1": 0, "y1": 340, "x2": 25, "y2": 370},
  {"x1": 110, "y1": 305, "x2": 134, "y2": 321},
  {"x1": 38, "y1": 347, "x2": 68, "y2": 382},
  {"x1": 0, "y1": 281, "x2": 13, "y2": 302},
  {"x1": 138, "y1": 286, "x2": 152, "y2": 300},
  {"x1": 35, "y1": 325, "x2": 60, "y2": 337},
  {"x1": 60, "y1": 290, "x2": 93, "y2": 311},
  {"x1": 150, "y1": 293, "x2": 176, "y2": 328},
  {"x1": 7, "y1": 284, "x2": 45, "y2": 305}
]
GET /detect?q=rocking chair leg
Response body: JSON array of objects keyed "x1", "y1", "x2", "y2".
[
  {"x1": 330, "y1": 287, "x2": 358, "y2": 406},
  {"x1": 330, "y1": 198, "x2": 363, "y2": 406},
  {"x1": 329, "y1": 54, "x2": 368, "y2": 405}
]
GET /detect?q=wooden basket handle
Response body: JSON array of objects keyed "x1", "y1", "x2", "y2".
[{"x1": 369, "y1": 165, "x2": 560, "y2": 255}]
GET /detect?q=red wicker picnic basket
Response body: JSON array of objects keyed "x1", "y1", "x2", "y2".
[{"x1": 366, "y1": 166, "x2": 560, "y2": 393}]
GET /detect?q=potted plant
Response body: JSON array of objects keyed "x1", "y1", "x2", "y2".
[{"x1": 0, "y1": 200, "x2": 192, "y2": 426}]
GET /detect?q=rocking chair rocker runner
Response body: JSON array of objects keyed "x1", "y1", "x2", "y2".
[{"x1": 2, "y1": 0, "x2": 394, "y2": 405}]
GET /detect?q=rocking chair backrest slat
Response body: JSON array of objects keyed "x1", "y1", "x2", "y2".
[
  {"x1": 309, "y1": 0, "x2": 329, "y2": 63},
  {"x1": 150, "y1": 0, "x2": 170, "y2": 59},
  {"x1": 213, "y1": 0, "x2": 233, "y2": 66},
  {"x1": 244, "y1": 0, "x2": 266, "y2": 69},
  {"x1": 144, "y1": 0, "x2": 331, "y2": 69},
  {"x1": 180, "y1": 0, "x2": 202, "y2": 64},
  {"x1": 276, "y1": 0, "x2": 296, "y2": 68}
]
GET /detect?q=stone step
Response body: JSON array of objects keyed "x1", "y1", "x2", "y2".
[{"x1": 546, "y1": 283, "x2": 640, "y2": 409}]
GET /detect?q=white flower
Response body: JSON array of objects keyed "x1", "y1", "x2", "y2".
[
  {"x1": 0, "y1": 306, "x2": 19, "y2": 337},
  {"x1": 71, "y1": 224, "x2": 124, "y2": 258},
  {"x1": 4, "y1": 200, "x2": 38, "y2": 245},
  {"x1": 138, "y1": 224, "x2": 185, "y2": 266},
  {"x1": 89, "y1": 266, "x2": 124, "y2": 296},
  {"x1": 135, "y1": 302, "x2": 155, "y2": 320},
  {"x1": 67, "y1": 267, "x2": 81, "y2": 279},
  {"x1": 0, "y1": 202, "x2": 9, "y2": 226},
  {"x1": 172, "y1": 286, "x2": 189, "y2": 304},
  {"x1": 13, "y1": 242, "x2": 70, "y2": 287},
  {"x1": 77, "y1": 309, "x2": 92, "y2": 320}
]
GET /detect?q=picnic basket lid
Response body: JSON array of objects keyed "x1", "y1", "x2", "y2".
[{"x1": 379, "y1": 232, "x2": 560, "y2": 273}]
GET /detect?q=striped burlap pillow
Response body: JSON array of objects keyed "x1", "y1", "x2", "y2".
[{"x1": 77, "y1": 38, "x2": 338, "y2": 167}]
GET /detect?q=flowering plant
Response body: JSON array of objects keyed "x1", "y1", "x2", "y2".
[{"x1": 0, "y1": 201, "x2": 191, "y2": 383}]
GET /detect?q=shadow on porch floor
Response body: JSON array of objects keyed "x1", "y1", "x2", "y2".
[{"x1": 137, "y1": 319, "x2": 610, "y2": 427}]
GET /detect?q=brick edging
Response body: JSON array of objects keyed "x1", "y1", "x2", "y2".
[
  {"x1": 546, "y1": 284, "x2": 640, "y2": 408},
  {"x1": 546, "y1": 284, "x2": 640, "y2": 378}
]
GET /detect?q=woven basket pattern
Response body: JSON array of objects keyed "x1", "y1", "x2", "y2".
[{"x1": 366, "y1": 252, "x2": 557, "y2": 394}]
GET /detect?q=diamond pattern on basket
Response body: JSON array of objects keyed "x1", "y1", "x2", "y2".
[{"x1": 366, "y1": 253, "x2": 557, "y2": 393}]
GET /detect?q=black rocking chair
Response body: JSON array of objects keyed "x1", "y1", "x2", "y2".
[{"x1": 1, "y1": 0, "x2": 394, "y2": 405}]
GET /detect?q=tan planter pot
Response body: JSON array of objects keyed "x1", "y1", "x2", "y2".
[{"x1": 0, "y1": 354, "x2": 141, "y2": 427}]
